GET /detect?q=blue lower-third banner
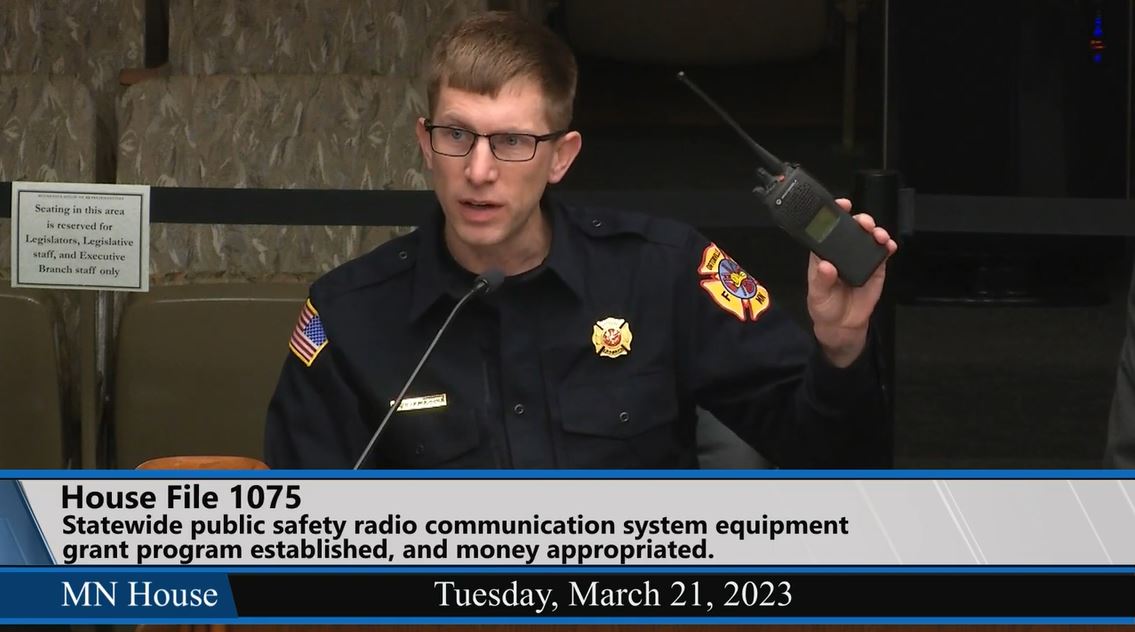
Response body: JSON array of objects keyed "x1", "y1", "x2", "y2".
[{"x1": 2, "y1": 471, "x2": 1134, "y2": 623}]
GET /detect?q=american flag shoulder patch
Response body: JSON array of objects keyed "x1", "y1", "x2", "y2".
[{"x1": 288, "y1": 299, "x2": 329, "y2": 367}]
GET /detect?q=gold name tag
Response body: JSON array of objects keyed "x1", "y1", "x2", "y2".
[{"x1": 391, "y1": 393, "x2": 448, "y2": 412}]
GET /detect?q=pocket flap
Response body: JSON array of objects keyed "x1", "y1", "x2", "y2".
[
  {"x1": 560, "y1": 371, "x2": 678, "y2": 439},
  {"x1": 377, "y1": 407, "x2": 481, "y2": 467}
]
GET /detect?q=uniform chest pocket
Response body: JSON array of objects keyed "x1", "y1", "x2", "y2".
[
  {"x1": 376, "y1": 407, "x2": 486, "y2": 468},
  {"x1": 559, "y1": 370, "x2": 679, "y2": 439}
]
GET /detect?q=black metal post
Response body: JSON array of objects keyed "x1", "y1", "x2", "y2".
[{"x1": 854, "y1": 169, "x2": 900, "y2": 468}]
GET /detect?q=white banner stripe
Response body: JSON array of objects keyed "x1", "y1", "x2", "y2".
[
  {"x1": 855, "y1": 481, "x2": 902, "y2": 564},
  {"x1": 17, "y1": 479, "x2": 1135, "y2": 566},
  {"x1": 1120, "y1": 480, "x2": 1135, "y2": 521},
  {"x1": 1067, "y1": 480, "x2": 1113, "y2": 564},
  {"x1": 936, "y1": 481, "x2": 984, "y2": 564}
]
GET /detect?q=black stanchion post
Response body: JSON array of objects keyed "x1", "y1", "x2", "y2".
[{"x1": 854, "y1": 169, "x2": 900, "y2": 467}]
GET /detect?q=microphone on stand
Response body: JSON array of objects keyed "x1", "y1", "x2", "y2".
[{"x1": 352, "y1": 269, "x2": 505, "y2": 469}]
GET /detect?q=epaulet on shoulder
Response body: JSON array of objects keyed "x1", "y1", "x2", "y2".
[
  {"x1": 564, "y1": 203, "x2": 690, "y2": 249},
  {"x1": 310, "y1": 228, "x2": 419, "y2": 300}
]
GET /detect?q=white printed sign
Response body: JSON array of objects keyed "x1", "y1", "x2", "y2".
[{"x1": 11, "y1": 181, "x2": 150, "y2": 291}]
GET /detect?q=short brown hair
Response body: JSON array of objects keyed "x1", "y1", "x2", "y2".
[{"x1": 427, "y1": 11, "x2": 577, "y2": 130}]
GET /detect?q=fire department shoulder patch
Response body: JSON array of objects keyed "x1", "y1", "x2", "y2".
[{"x1": 697, "y1": 243, "x2": 770, "y2": 322}]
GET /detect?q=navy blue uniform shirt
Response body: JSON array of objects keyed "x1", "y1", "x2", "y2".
[{"x1": 265, "y1": 198, "x2": 886, "y2": 468}]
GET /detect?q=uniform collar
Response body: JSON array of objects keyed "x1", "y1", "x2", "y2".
[
  {"x1": 542, "y1": 195, "x2": 588, "y2": 301},
  {"x1": 406, "y1": 195, "x2": 586, "y2": 323},
  {"x1": 407, "y1": 208, "x2": 472, "y2": 323}
]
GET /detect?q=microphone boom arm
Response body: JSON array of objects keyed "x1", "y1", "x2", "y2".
[{"x1": 352, "y1": 273, "x2": 499, "y2": 469}]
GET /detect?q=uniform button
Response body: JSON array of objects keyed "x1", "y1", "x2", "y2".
[
  {"x1": 513, "y1": 403, "x2": 526, "y2": 416},
  {"x1": 414, "y1": 444, "x2": 424, "y2": 455},
  {"x1": 397, "y1": 250, "x2": 409, "y2": 260},
  {"x1": 618, "y1": 411, "x2": 630, "y2": 423},
  {"x1": 591, "y1": 219, "x2": 603, "y2": 228}
]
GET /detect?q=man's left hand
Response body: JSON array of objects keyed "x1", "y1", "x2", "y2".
[{"x1": 807, "y1": 198, "x2": 898, "y2": 368}]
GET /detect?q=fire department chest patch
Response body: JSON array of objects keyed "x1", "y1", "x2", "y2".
[{"x1": 697, "y1": 243, "x2": 770, "y2": 322}]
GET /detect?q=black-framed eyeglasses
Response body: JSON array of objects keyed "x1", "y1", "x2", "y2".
[{"x1": 425, "y1": 120, "x2": 567, "y2": 162}]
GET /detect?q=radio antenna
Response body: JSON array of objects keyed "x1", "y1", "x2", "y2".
[{"x1": 676, "y1": 71, "x2": 785, "y2": 177}]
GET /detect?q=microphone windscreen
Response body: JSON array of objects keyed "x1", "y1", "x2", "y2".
[{"x1": 477, "y1": 268, "x2": 506, "y2": 294}]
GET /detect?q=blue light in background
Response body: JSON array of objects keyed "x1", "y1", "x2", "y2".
[{"x1": 1089, "y1": 11, "x2": 1105, "y2": 64}]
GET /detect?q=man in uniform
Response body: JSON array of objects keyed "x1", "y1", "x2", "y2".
[{"x1": 264, "y1": 11, "x2": 898, "y2": 469}]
